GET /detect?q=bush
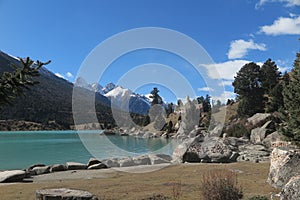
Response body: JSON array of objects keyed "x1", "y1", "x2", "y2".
[
  {"x1": 248, "y1": 195, "x2": 268, "y2": 200},
  {"x1": 200, "y1": 169, "x2": 243, "y2": 200}
]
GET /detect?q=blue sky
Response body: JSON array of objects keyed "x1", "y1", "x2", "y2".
[{"x1": 1, "y1": 0, "x2": 299, "y2": 103}]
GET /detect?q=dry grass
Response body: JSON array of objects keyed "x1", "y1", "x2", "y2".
[{"x1": 0, "y1": 162, "x2": 278, "y2": 200}]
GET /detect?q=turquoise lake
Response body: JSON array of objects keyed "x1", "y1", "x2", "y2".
[{"x1": 0, "y1": 130, "x2": 178, "y2": 170}]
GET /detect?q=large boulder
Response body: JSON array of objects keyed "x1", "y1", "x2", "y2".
[
  {"x1": 36, "y1": 188, "x2": 98, "y2": 200},
  {"x1": 179, "y1": 136, "x2": 237, "y2": 163},
  {"x1": 133, "y1": 155, "x2": 152, "y2": 166},
  {"x1": 0, "y1": 170, "x2": 26, "y2": 183},
  {"x1": 50, "y1": 164, "x2": 67, "y2": 172},
  {"x1": 119, "y1": 157, "x2": 135, "y2": 167},
  {"x1": 66, "y1": 162, "x2": 87, "y2": 170},
  {"x1": 31, "y1": 166, "x2": 50, "y2": 175},
  {"x1": 209, "y1": 123, "x2": 223, "y2": 137},
  {"x1": 250, "y1": 121, "x2": 274, "y2": 144},
  {"x1": 101, "y1": 158, "x2": 120, "y2": 168},
  {"x1": 267, "y1": 148, "x2": 300, "y2": 188},
  {"x1": 149, "y1": 154, "x2": 171, "y2": 165},
  {"x1": 88, "y1": 163, "x2": 108, "y2": 170},
  {"x1": 280, "y1": 175, "x2": 300, "y2": 200},
  {"x1": 87, "y1": 158, "x2": 102, "y2": 167},
  {"x1": 262, "y1": 131, "x2": 285, "y2": 149},
  {"x1": 247, "y1": 113, "x2": 271, "y2": 126},
  {"x1": 172, "y1": 136, "x2": 204, "y2": 163}
]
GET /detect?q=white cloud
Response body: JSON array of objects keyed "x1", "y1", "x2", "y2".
[
  {"x1": 66, "y1": 72, "x2": 74, "y2": 78},
  {"x1": 227, "y1": 39, "x2": 266, "y2": 59},
  {"x1": 256, "y1": 0, "x2": 300, "y2": 9},
  {"x1": 203, "y1": 60, "x2": 251, "y2": 80},
  {"x1": 198, "y1": 87, "x2": 214, "y2": 92},
  {"x1": 212, "y1": 91, "x2": 237, "y2": 102},
  {"x1": 55, "y1": 73, "x2": 65, "y2": 79},
  {"x1": 260, "y1": 16, "x2": 300, "y2": 35},
  {"x1": 219, "y1": 80, "x2": 233, "y2": 86}
]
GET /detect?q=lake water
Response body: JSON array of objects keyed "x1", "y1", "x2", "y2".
[{"x1": 0, "y1": 130, "x2": 179, "y2": 170}]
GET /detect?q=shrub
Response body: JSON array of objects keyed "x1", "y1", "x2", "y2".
[{"x1": 200, "y1": 169, "x2": 243, "y2": 200}]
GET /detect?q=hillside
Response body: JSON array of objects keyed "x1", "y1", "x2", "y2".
[{"x1": 0, "y1": 51, "x2": 114, "y2": 129}]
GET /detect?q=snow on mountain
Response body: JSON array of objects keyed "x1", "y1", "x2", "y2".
[
  {"x1": 105, "y1": 86, "x2": 131, "y2": 99},
  {"x1": 102, "y1": 82, "x2": 116, "y2": 94},
  {"x1": 90, "y1": 82, "x2": 104, "y2": 94},
  {"x1": 105, "y1": 86, "x2": 150, "y2": 114}
]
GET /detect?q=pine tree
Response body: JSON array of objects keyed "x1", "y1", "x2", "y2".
[
  {"x1": 233, "y1": 62, "x2": 264, "y2": 117},
  {"x1": 0, "y1": 57, "x2": 50, "y2": 107},
  {"x1": 260, "y1": 58, "x2": 281, "y2": 94},
  {"x1": 281, "y1": 51, "x2": 300, "y2": 145}
]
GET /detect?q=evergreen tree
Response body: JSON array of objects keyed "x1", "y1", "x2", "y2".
[
  {"x1": 260, "y1": 58, "x2": 281, "y2": 94},
  {"x1": 281, "y1": 51, "x2": 300, "y2": 145},
  {"x1": 0, "y1": 57, "x2": 50, "y2": 107},
  {"x1": 232, "y1": 62, "x2": 264, "y2": 117}
]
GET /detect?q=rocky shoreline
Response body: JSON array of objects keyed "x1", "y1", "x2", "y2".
[{"x1": 0, "y1": 154, "x2": 173, "y2": 183}]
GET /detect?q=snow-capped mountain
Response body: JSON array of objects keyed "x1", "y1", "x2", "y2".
[
  {"x1": 74, "y1": 78, "x2": 152, "y2": 114},
  {"x1": 105, "y1": 86, "x2": 151, "y2": 115},
  {"x1": 102, "y1": 82, "x2": 116, "y2": 94},
  {"x1": 90, "y1": 82, "x2": 104, "y2": 94}
]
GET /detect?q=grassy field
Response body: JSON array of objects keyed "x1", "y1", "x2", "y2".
[{"x1": 0, "y1": 162, "x2": 279, "y2": 200}]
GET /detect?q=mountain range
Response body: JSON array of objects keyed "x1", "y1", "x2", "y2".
[{"x1": 0, "y1": 51, "x2": 151, "y2": 129}]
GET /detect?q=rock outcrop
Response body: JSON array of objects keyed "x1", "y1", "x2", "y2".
[
  {"x1": 66, "y1": 162, "x2": 87, "y2": 170},
  {"x1": 173, "y1": 135, "x2": 238, "y2": 163},
  {"x1": 247, "y1": 113, "x2": 271, "y2": 125},
  {"x1": 267, "y1": 148, "x2": 300, "y2": 188},
  {"x1": 280, "y1": 175, "x2": 300, "y2": 200},
  {"x1": 0, "y1": 170, "x2": 26, "y2": 183},
  {"x1": 237, "y1": 144, "x2": 270, "y2": 163},
  {"x1": 250, "y1": 121, "x2": 275, "y2": 144}
]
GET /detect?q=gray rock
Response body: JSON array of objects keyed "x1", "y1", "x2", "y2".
[
  {"x1": 154, "y1": 154, "x2": 173, "y2": 162},
  {"x1": 0, "y1": 170, "x2": 26, "y2": 183},
  {"x1": 133, "y1": 155, "x2": 151, "y2": 166},
  {"x1": 250, "y1": 121, "x2": 274, "y2": 144},
  {"x1": 149, "y1": 154, "x2": 171, "y2": 165},
  {"x1": 280, "y1": 175, "x2": 300, "y2": 200},
  {"x1": 50, "y1": 164, "x2": 67, "y2": 172},
  {"x1": 247, "y1": 113, "x2": 271, "y2": 125},
  {"x1": 184, "y1": 137, "x2": 235, "y2": 163},
  {"x1": 267, "y1": 148, "x2": 300, "y2": 189},
  {"x1": 119, "y1": 157, "x2": 135, "y2": 167},
  {"x1": 87, "y1": 158, "x2": 101, "y2": 167},
  {"x1": 209, "y1": 123, "x2": 223, "y2": 137},
  {"x1": 31, "y1": 166, "x2": 50, "y2": 175},
  {"x1": 36, "y1": 188, "x2": 98, "y2": 200},
  {"x1": 66, "y1": 162, "x2": 87, "y2": 170},
  {"x1": 262, "y1": 131, "x2": 284, "y2": 149},
  {"x1": 101, "y1": 158, "x2": 120, "y2": 168},
  {"x1": 237, "y1": 144, "x2": 270, "y2": 163},
  {"x1": 87, "y1": 163, "x2": 107, "y2": 170},
  {"x1": 28, "y1": 164, "x2": 46, "y2": 171},
  {"x1": 172, "y1": 137, "x2": 197, "y2": 163}
]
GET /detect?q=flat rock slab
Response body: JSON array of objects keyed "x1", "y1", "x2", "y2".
[
  {"x1": 0, "y1": 170, "x2": 26, "y2": 183},
  {"x1": 36, "y1": 188, "x2": 98, "y2": 200},
  {"x1": 66, "y1": 162, "x2": 87, "y2": 170}
]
